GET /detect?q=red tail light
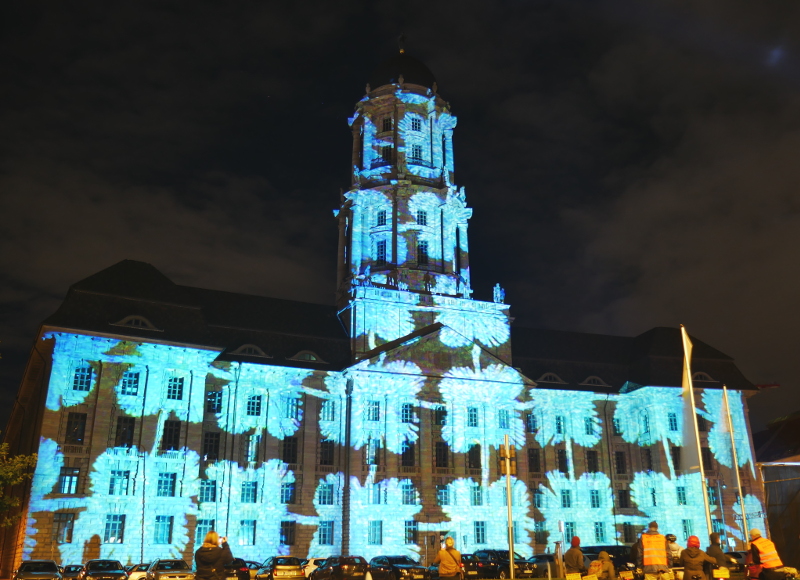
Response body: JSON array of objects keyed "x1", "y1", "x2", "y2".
[{"x1": 239, "y1": 568, "x2": 248, "y2": 572}]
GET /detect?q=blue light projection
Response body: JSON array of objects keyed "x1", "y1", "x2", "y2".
[
  {"x1": 701, "y1": 389, "x2": 755, "y2": 474},
  {"x1": 630, "y1": 472, "x2": 711, "y2": 542}
]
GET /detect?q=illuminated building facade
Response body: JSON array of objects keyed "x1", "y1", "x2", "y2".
[{"x1": 1, "y1": 52, "x2": 766, "y2": 572}]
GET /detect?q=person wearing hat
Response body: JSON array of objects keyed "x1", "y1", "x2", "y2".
[
  {"x1": 679, "y1": 536, "x2": 717, "y2": 580},
  {"x1": 636, "y1": 521, "x2": 670, "y2": 575},
  {"x1": 564, "y1": 536, "x2": 587, "y2": 575},
  {"x1": 749, "y1": 529, "x2": 784, "y2": 580}
]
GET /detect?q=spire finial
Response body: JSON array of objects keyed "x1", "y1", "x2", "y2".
[{"x1": 398, "y1": 33, "x2": 406, "y2": 54}]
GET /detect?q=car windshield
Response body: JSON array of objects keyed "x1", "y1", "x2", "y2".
[
  {"x1": 273, "y1": 559, "x2": 301, "y2": 567},
  {"x1": 156, "y1": 562, "x2": 189, "y2": 571},
  {"x1": 87, "y1": 562, "x2": 123, "y2": 572},
  {"x1": 386, "y1": 558, "x2": 416, "y2": 565},
  {"x1": 132, "y1": 565, "x2": 150, "y2": 572},
  {"x1": 342, "y1": 558, "x2": 366, "y2": 565},
  {"x1": 65, "y1": 567, "x2": 83, "y2": 573},
  {"x1": 20, "y1": 563, "x2": 59, "y2": 573},
  {"x1": 462, "y1": 556, "x2": 477, "y2": 563}
]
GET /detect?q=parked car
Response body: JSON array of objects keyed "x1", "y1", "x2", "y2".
[
  {"x1": 244, "y1": 562, "x2": 261, "y2": 580},
  {"x1": 309, "y1": 557, "x2": 368, "y2": 580},
  {"x1": 369, "y1": 556, "x2": 428, "y2": 580},
  {"x1": 62, "y1": 566, "x2": 84, "y2": 580},
  {"x1": 256, "y1": 558, "x2": 304, "y2": 580},
  {"x1": 14, "y1": 561, "x2": 63, "y2": 580},
  {"x1": 224, "y1": 559, "x2": 251, "y2": 580},
  {"x1": 84, "y1": 560, "x2": 128, "y2": 580},
  {"x1": 473, "y1": 550, "x2": 535, "y2": 579},
  {"x1": 145, "y1": 560, "x2": 193, "y2": 580},
  {"x1": 303, "y1": 560, "x2": 327, "y2": 578},
  {"x1": 127, "y1": 565, "x2": 150, "y2": 580},
  {"x1": 724, "y1": 552, "x2": 746, "y2": 572}
]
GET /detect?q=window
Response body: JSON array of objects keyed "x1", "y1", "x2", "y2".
[
  {"x1": 368, "y1": 521, "x2": 383, "y2": 545},
  {"x1": 677, "y1": 486, "x2": 687, "y2": 506},
  {"x1": 58, "y1": 467, "x2": 80, "y2": 494},
  {"x1": 367, "y1": 400, "x2": 381, "y2": 421},
  {"x1": 281, "y1": 482, "x2": 296, "y2": 504},
  {"x1": 584, "y1": 417, "x2": 595, "y2": 436},
  {"x1": 618, "y1": 489, "x2": 630, "y2": 509},
  {"x1": 615, "y1": 451, "x2": 627, "y2": 474},
  {"x1": 206, "y1": 391, "x2": 223, "y2": 413},
  {"x1": 280, "y1": 521, "x2": 295, "y2": 546},
  {"x1": 203, "y1": 432, "x2": 220, "y2": 460},
  {"x1": 564, "y1": 522, "x2": 576, "y2": 540},
  {"x1": 708, "y1": 484, "x2": 719, "y2": 506},
  {"x1": 157, "y1": 473, "x2": 177, "y2": 497},
  {"x1": 154, "y1": 515, "x2": 173, "y2": 544},
  {"x1": 103, "y1": 514, "x2": 125, "y2": 543},
  {"x1": 199, "y1": 480, "x2": 217, "y2": 503},
  {"x1": 467, "y1": 407, "x2": 479, "y2": 427},
  {"x1": 282, "y1": 437, "x2": 298, "y2": 464},
  {"x1": 594, "y1": 522, "x2": 606, "y2": 543},
  {"x1": 121, "y1": 371, "x2": 139, "y2": 396},
  {"x1": 196, "y1": 519, "x2": 215, "y2": 544},
  {"x1": 436, "y1": 484, "x2": 450, "y2": 506},
  {"x1": 590, "y1": 489, "x2": 601, "y2": 509},
  {"x1": 381, "y1": 145, "x2": 392, "y2": 163},
  {"x1": 115, "y1": 416, "x2": 135, "y2": 448},
  {"x1": 166, "y1": 376, "x2": 184, "y2": 400},
  {"x1": 557, "y1": 449, "x2": 568, "y2": 474},
  {"x1": 417, "y1": 240, "x2": 429, "y2": 265},
  {"x1": 239, "y1": 520, "x2": 256, "y2": 546},
  {"x1": 411, "y1": 117, "x2": 422, "y2": 132},
  {"x1": 318, "y1": 521, "x2": 334, "y2": 545},
  {"x1": 382, "y1": 117, "x2": 392, "y2": 132},
  {"x1": 54, "y1": 513, "x2": 75, "y2": 543},
  {"x1": 586, "y1": 450, "x2": 599, "y2": 473},
  {"x1": 561, "y1": 489, "x2": 572, "y2": 508},
  {"x1": 365, "y1": 437, "x2": 381, "y2": 466},
  {"x1": 712, "y1": 518, "x2": 724, "y2": 534},
  {"x1": 467, "y1": 444, "x2": 481, "y2": 469},
  {"x1": 471, "y1": 485, "x2": 483, "y2": 506},
  {"x1": 246, "y1": 395, "x2": 262, "y2": 416},
  {"x1": 401, "y1": 482, "x2": 416, "y2": 505},
  {"x1": 642, "y1": 448, "x2": 653, "y2": 471},
  {"x1": 668, "y1": 412, "x2": 678, "y2": 432},
  {"x1": 375, "y1": 240, "x2": 387, "y2": 265},
  {"x1": 651, "y1": 488, "x2": 658, "y2": 506},
  {"x1": 241, "y1": 481, "x2": 258, "y2": 503},
  {"x1": 528, "y1": 448, "x2": 541, "y2": 473},
  {"x1": 65, "y1": 412, "x2": 87, "y2": 445},
  {"x1": 526, "y1": 413, "x2": 538, "y2": 433},
  {"x1": 433, "y1": 405, "x2": 447, "y2": 426},
  {"x1": 404, "y1": 521, "x2": 418, "y2": 544},
  {"x1": 474, "y1": 521, "x2": 487, "y2": 544},
  {"x1": 161, "y1": 420, "x2": 181, "y2": 451},
  {"x1": 244, "y1": 434, "x2": 260, "y2": 462},
  {"x1": 533, "y1": 489, "x2": 544, "y2": 508},
  {"x1": 434, "y1": 442, "x2": 449, "y2": 468},
  {"x1": 320, "y1": 439, "x2": 335, "y2": 466},
  {"x1": 400, "y1": 403, "x2": 414, "y2": 423},
  {"x1": 401, "y1": 441, "x2": 415, "y2": 467},
  {"x1": 416, "y1": 210, "x2": 428, "y2": 226},
  {"x1": 671, "y1": 446, "x2": 682, "y2": 470},
  {"x1": 534, "y1": 521, "x2": 547, "y2": 544},
  {"x1": 555, "y1": 416, "x2": 565, "y2": 435},
  {"x1": 321, "y1": 400, "x2": 336, "y2": 421},
  {"x1": 698, "y1": 416, "x2": 709, "y2": 432},
  {"x1": 623, "y1": 523, "x2": 635, "y2": 543},
  {"x1": 613, "y1": 418, "x2": 622, "y2": 436},
  {"x1": 73, "y1": 366, "x2": 93, "y2": 391},
  {"x1": 284, "y1": 397, "x2": 300, "y2": 419},
  {"x1": 682, "y1": 519, "x2": 693, "y2": 541},
  {"x1": 498, "y1": 409, "x2": 510, "y2": 430},
  {"x1": 318, "y1": 483, "x2": 334, "y2": 505},
  {"x1": 371, "y1": 483, "x2": 382, "y2": 505},
  {"x1": 642, "y1": 413, "x2": 651, "y2": 434},
  {"x1": 702, "y1": 446, "x2": 714, "y2": 471},
  {"x1": 108, "y1": 470, "x2": 130, "y2": 496}
]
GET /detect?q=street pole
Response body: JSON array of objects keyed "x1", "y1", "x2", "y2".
[
  {"x1": 504, "y1": 434, "x2": 515, "y2": 580},
  {"x1": 723, "y1": 385, "x2": 748, "y2": 548}
]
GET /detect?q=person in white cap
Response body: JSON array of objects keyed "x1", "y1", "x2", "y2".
[{"x1": 749, "y1": 529, "x2": 784, "y2": 580}]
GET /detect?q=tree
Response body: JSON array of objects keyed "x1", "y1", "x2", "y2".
[{"x1": 0, "y1": 436, "x2": 38, "y2": 527}]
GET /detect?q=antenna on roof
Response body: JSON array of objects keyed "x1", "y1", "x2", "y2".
[{"x1": 398, "y1": 33, "x2": 406, "y2": 54}]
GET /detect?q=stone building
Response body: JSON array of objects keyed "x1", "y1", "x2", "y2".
[{"x1": 1, "y1": 51, "x2": 766, "y2": 572}]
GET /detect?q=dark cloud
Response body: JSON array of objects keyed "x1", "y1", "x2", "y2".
[{"x1": 2, "y1": 0, "x2": 800, "y2": 432}]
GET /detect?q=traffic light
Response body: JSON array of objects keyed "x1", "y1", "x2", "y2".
[{"x1": 499, "y1": 445, "x2": 517, "y2": 475}]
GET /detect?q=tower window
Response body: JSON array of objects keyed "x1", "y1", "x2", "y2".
[
  {"x1": 416, "y1": 210, "x2": 428, "y2": 226},
  {"x1": 376, "y1": 240, "x2": 387, "y2": 265},
  {"x1": 382, "y1": 117, "x2": 392, "y2": 132},
  {"x1": 411, "y1": 117, "x2": 422, "y2": 132},
  {"x1": 381, "y1": 145, "x2": 392, "y2": 163},
  {"x1": 411, "y1": 144, "x2": 423, "y2": 161},
  {"x1": 417, "y1": 240, "x2": 429, "y2": 265},
  {"x1": 376, "y1": 210, "x2": 387, "y2": 227}
]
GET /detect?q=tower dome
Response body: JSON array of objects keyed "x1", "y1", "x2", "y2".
[{"x1": 369, "y1": 51, "x2": 437, "y2": 90}]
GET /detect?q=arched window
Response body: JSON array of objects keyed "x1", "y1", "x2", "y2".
[
  {"x1": 581, "y1": 376, "x2": 608, "y2": 387},
  {"x1": 536, "y1": 373, "x2": 565, "y2": 384},
  {"x1": 289, "y1": 350, "x2": 327, "y2": 364},
  {"x1": 111, "y1": 315, "x2": 161, "y2": 331},
  {"x1": 231, "y1": 344, "x2": 270, "y2": 358},
  {"x1": 692, "y1": 372, "x2": 716, "y2": 382}
]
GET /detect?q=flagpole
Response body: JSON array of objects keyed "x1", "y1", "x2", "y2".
[
  {"x1": 681, "y1": 325, "x2": 714, "y2": 538},
  {"x1": 723, "y1": 385, "x2": 748, "y2": 549}
]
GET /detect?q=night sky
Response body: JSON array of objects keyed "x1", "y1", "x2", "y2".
[{"x1": 2, "y1": 1, "x2": 799, "y2": 436}]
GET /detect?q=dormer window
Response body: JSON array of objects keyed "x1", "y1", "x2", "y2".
[
  {"x1": 111, "y1": 315, "x2": 161, "y2": 331},
  {"x1": 382, "y1": 117, "x2": 392, "y2": 132},
  {"x1": 289, "y1": 350, "x2": 327, "y2": 364},
  {"x1": 411, "y1": 117, "x2": 422, "y2": 132},
  {"x1": 693, "y1": 372, "x2": 716, "y2": 382},
  {"x1": 536, "y1": 373, "x2": 565, "y2": 384},
  {"x1": 416, "y1": 210, "x2": 428, "y2": 226},
  {"x1": 231, "y1": 344, "x2": 269, "y2": 358},
  {"x1": 376, "y1": 210, "x2": 387, "y2": 227},
  {"x1": 581, "y1": 376, "x2": 609, "y2": 387}
]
